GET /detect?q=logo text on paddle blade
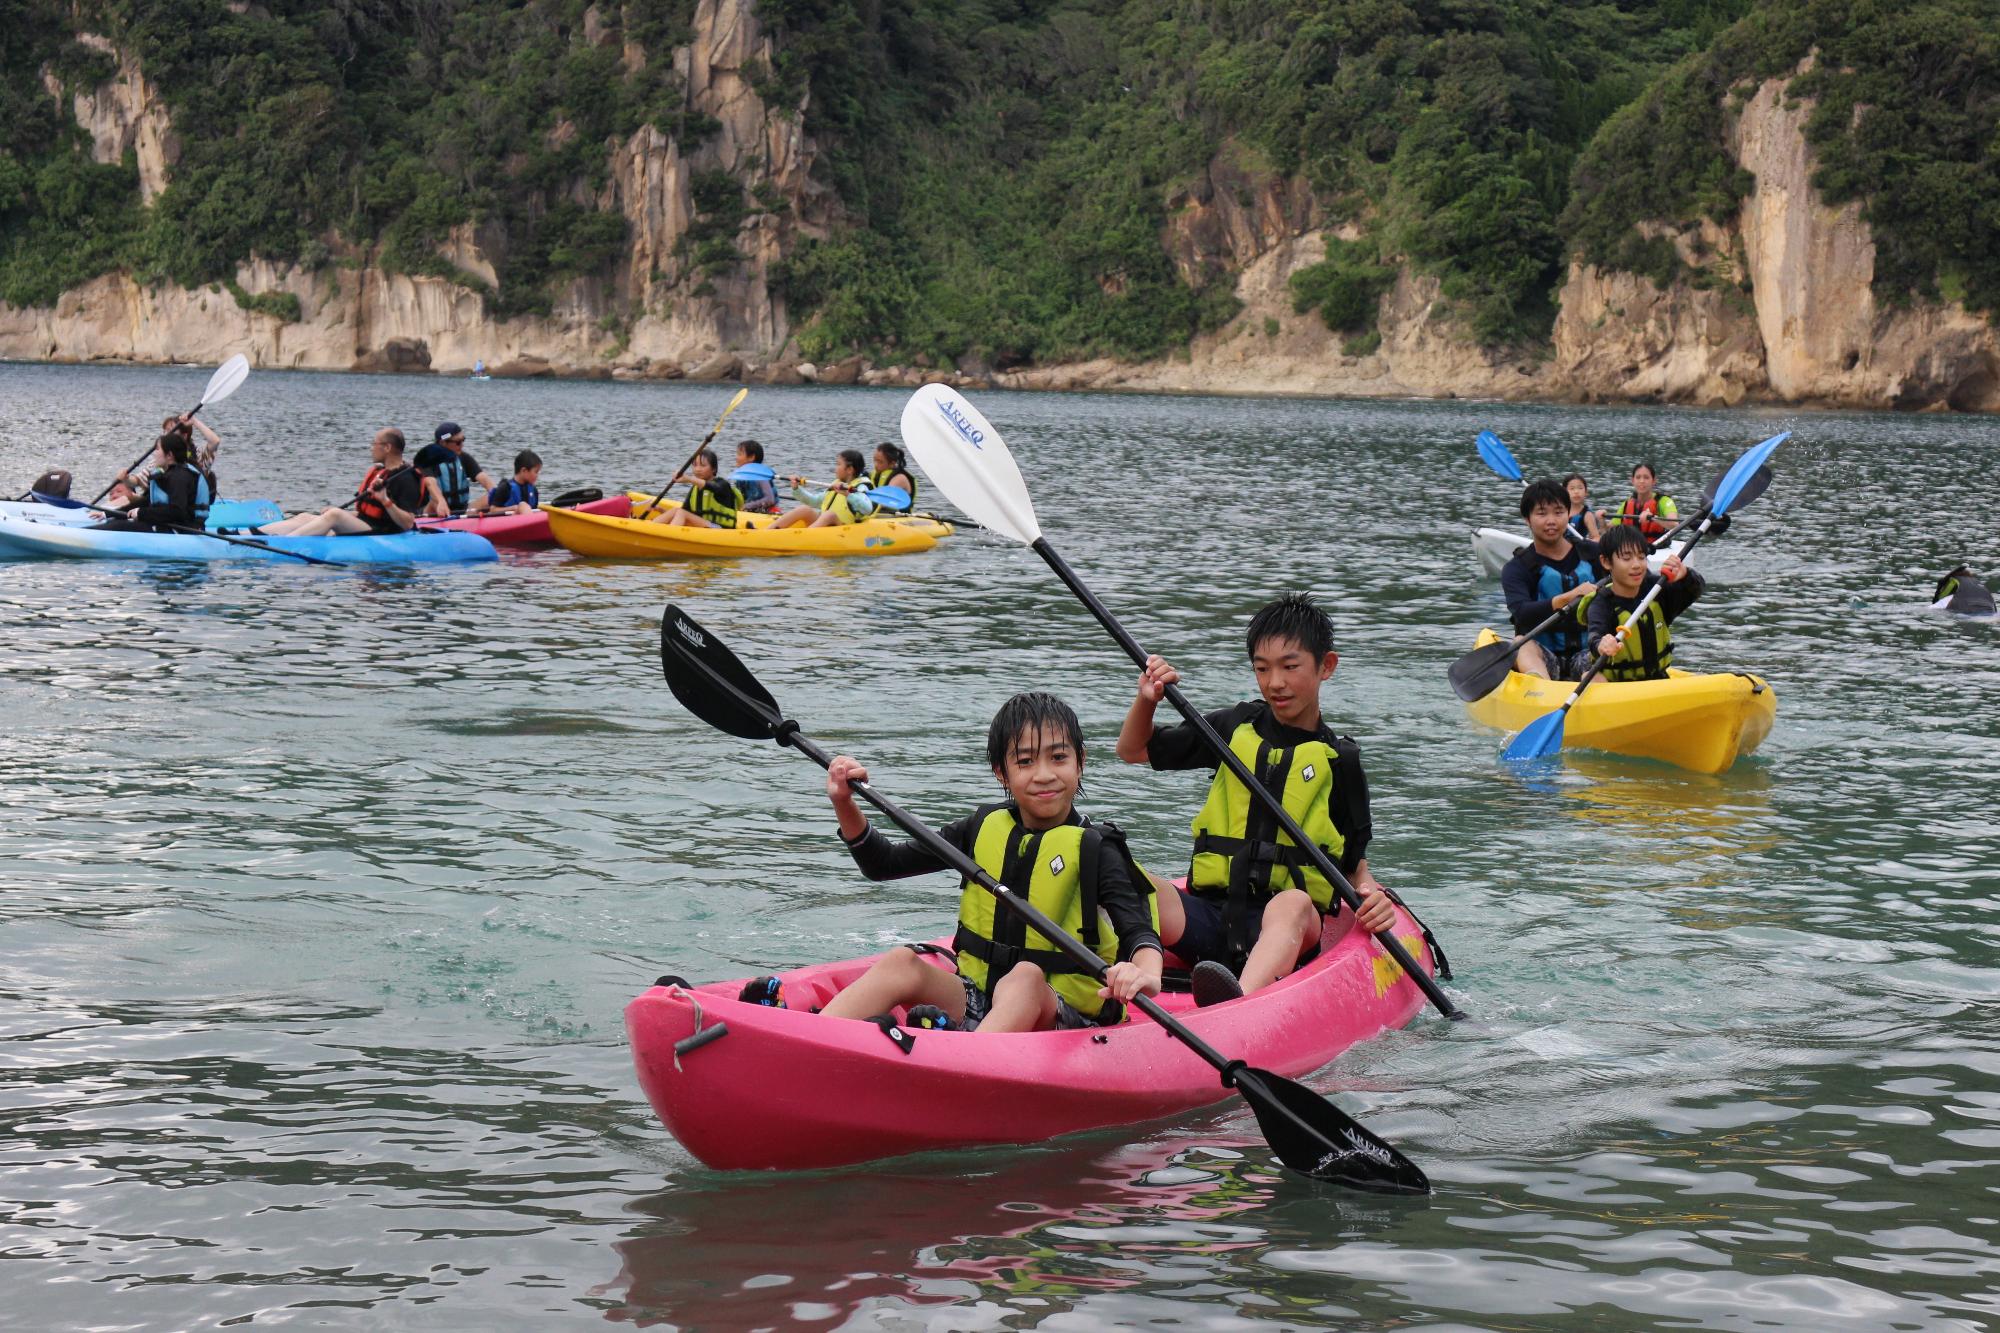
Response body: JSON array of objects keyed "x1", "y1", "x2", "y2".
[
  {"x1": 935, "y1": 398, "x2": 985, "y2": 450},
  {"x1": 673, "y1": 615, "x2": 706, "y2": 648}
]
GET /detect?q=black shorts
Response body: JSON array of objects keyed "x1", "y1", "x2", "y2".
[{"x1": 1172, "y1": 891, "x2": 1322, "y2": 974}]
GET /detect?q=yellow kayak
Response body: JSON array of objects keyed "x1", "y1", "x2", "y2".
[
  {"x1": 547, "y1": 500, "x2": 947, "y2": 558},
  {"x1": 1462, "y1": 629, "x2": 1776, "y2": 774}
]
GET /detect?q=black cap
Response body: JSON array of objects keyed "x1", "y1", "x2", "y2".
[
  {"x1": 30, "y1": 468, "x2": 71, "y2": 499},
  {"x1": 435, "y1": 422, "x2": 464, "y2": 444}
]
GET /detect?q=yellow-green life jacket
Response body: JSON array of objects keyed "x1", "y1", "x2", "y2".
[
  {"x1": 687, "y1": 478, "x2": 742, "y2": 526},
  {"x1": 952, "y1": 805, "x2": 1153, "y2": 1021},
  {"x1": 870, "y1": 466, "x2": 916, "y2": 505},
  {"x1": 1576, "y1": 585, "x2": 1673, "y2": 681},
  {"x1": 1188, "y1": 719, "x2": 1347, "y2": 956}
]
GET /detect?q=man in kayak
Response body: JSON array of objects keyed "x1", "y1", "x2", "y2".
[
  {"x1": 414, "y1": 422, "x2": 495, "y2": 516},
  {"x1": 1501, "y1": 478, "x2": 1604, "y2": 680},
  {"x1": 256, "y1": 429, "x2": 435, "y2": 536},
  {"x1": 800, "y1": 692, "x2": 1163, "y2": 1033},
  {"x1": 1116, "y1": 593, "x2": 1398, "y2": 1007},
  {"x1": 484, "y1": 450, "x2": 543, "y2": 515},
  {"x1": 1581, "y1": 525, "x2": 1701, "y2": 680},
  {"x1": 655, "y1": 448, "x2": 744, "y2": 528},
  {"x1": 773, "y1": 449, "x2": 877, "y2": 528}
]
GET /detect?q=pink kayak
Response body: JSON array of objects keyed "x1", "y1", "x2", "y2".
[
  {"x1": 416, "y1": 494, "x2": 629, "y2": 545},
  {"x1": 625, "y1": 907, "x2": 1438, "y2": 1171}
]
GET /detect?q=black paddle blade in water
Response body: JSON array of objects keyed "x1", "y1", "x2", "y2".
[
  {"x1": 1233, "y1": 1066, "x2": 1430, "y2": 1193},
  {"x1": 659, "y1": 605, "x2": 784, "y2": 740},
  {"x1": 1448, "y1": 637, "x2": 1519, "y2": 702}
]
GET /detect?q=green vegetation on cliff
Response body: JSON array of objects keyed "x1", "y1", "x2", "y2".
[{"x1": 3, "y1": 0, "x2": 1995, "y2": 360}]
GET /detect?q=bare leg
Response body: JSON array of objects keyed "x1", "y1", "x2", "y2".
[
  {"x1": 1515, "y1": 641, "x2": 1551, "y2": 679},
  {"x1": 818, "y1": 947, "x2": 965, "y2": 1021},
  {"x1": 772, "y1": 505, "x2": 817, "y2": 528},
  {"x1": 808, "y1": 508, "x2": 843, "y2": 528},
  {"x1": 979, "y1": 962, "x2": 1059, "y2": 1033},
  {"x1": 1238, "y1": 890, "x2": 1320, "y2": 994},
  {"x1": 1152, "y1": 874, "x2": 1186, "y2": 950},
  {"x1": 663, "y1": 509, "x2": 718, "y2": 528}
]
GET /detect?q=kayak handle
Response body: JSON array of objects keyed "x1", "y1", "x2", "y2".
[{"x1": 673, "y1": 1022, "x2": 729, "y2": 1057}]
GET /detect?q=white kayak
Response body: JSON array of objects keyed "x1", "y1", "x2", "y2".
[
  {"x1": 0, "y1": 498, "x2": 283, "y2": 529},
  {"x1": 1471, "y1": 526, "x2": 1681, "y2": 579}
]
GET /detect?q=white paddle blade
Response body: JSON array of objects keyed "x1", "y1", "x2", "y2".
[
  {"x1": 899, "y1": 384, "x2": 1041, "y2": 544},
  {"x1": 202, "y1": 354, "x2": 251, "y2": 407}
]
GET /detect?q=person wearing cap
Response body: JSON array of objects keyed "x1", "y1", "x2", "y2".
[{"x1": 413, "y1": 422, "x2": 495, "y2": 516}]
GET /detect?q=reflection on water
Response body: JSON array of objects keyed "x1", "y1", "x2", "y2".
[{"x1": 2, "y1": 366, "x2": 1997, "y2": 1329}]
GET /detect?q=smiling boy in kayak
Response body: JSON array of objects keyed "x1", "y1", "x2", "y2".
[
  {"x1": 811, "y1": 692, "x2": 1164, "y2": 1033},
  {"x1": 1501, "y1": 477, "x2": 1604, "y2": 680},
  {"x1": 1116, "y1": 593, "x2": 1398, "y2": 1006},
  {"x1": 1583, "y1": 525, "x2": 1700, "y2": 681}
]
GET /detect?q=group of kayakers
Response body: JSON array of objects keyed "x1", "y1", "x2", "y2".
[
  {"x1": 661, "y1": 440, "x2": 920, "y2": 531},
  {"x1": 1502, "y1": 466, "x2": 1710, "y2": 683},
  {"x1": 255, "y1": 422, "x2": 546, "y2": 537},
  {"x1": 743, "y1": 592, "x2": 1423, "y2": 1035}
]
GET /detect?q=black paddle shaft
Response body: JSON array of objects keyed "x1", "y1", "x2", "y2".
[
  {"x1": 777, "y1": 724, "x2": 1248, "y2": 1075},
  {"x1": 70, "y1": 499, "x2": 337, "y2": 567},
  {"x1": 1027, "y1": 538, "x2": 1461, "y2": 1021}
]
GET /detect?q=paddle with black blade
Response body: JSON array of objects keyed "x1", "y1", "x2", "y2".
[
  {"x1": 658, "y1": 605, "x2": 1430, "y2": 1194},
  {"x1": 62, "y1": 498, "x2": 340, "y2": 566},
  {"x1": 898, "y1": 385, "x2": 1460, "y2": 1023},
  {"x1": 91, "y1": 354, "x2": 250, "y2": 505},
  {"x1": 635, "y1": 387, "x2": 750, "y2": 520},
  {"x1": 1500, "y1": 430, "x2": 1789, "y2": 763},
  {"x1": 1449, "y1": 454, "x2": 1782, "y2": 705}
]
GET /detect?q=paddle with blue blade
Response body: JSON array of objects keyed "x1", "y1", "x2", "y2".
[
  {"x1": 1501, "y1": 431, "x2": 1789, "y2": 763},
  {"x1": 1476, "y1": 430, "x2": 1523, "y2": 485},
  {"x1": 91, "y1": 354, "x2": 250, "y2": 506},
  {"x1": 658, "y1": 604, "x2": 1430, "y2": 1193},
  {"x1": 1650, "y1": 459, "x2": 1774, "y2": 549},
  {"x1": 899, "y1": 384, "x2": 1460, "y2": 1023},
  {"x1": 636, "y1": 387, "x2": 749, "y2": 520}
]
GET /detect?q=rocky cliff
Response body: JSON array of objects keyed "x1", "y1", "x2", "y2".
[{"x1": 3, "y1": 29, "x2": 1996, "y2": 413}]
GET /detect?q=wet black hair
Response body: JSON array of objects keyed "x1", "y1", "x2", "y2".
[
  {"x1": 837, "y1": 447, "x2": 865, "y2": 475},
  {"x1": 1601, "y1": 524, "x2": 1650, "y2": 561},
  {"x1": 693, "y1": 447, "x2": 718, "y2": 470},
  {"x1": 986, "y1": 692, "x2": 1084, "y2": 771},
  {"x1": 875, "y1": 441, "x2": 906, "y2": 470},
  {"x1": 158, "y1": 432, "x2": 191, "y2": 464},
  {"x1": 1520, "y1": 477, "x2": 1570, "y2": 519},
  {"x1": 514, "y1": 449, "x2": 542, "y2": 472},
  {"x1": 1246, "y1": 591, "x2": 1333, "y2": 661},
  {"x1": 737, "y1": 439, "x2": 764, "y2": 462},
  {"x1": 1630, "y1": 461, "x2": 1659, "y2": 481}
]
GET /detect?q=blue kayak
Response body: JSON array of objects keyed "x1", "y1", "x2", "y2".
[
  {"x1": 0, "y1": 513, "x2": 496, "y2": 564},
  {"x1": 0, "y1": 497, "x2": 285, "y2": 529}
]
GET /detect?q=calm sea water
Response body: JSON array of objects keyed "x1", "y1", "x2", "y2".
[{"x1": 2, "y1": 362, "x2": 1996, "y2": 1331}]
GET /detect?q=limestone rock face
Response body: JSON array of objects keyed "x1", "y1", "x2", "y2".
[{"x1": 60, "y1": 35, "x2": 180, "y2": 203}]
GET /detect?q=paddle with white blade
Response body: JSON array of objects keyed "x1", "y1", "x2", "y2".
[
  {"x1": 635, "y1": 387, "x2": 750, "y2": 520},
  {"x1": 92, "y1": 354, "x2": 250, "y2": 505},
  {"x1": 900, "y1": 384, "x2": 1460, "y2": 1023},
  {"x1": 1501, "y1": 430, "x2": 1789, "y2": 763},
  {"x1": 658, "y1": 604, "x2": 1431, "y2": 1193}
]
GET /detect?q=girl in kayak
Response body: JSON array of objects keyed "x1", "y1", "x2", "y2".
[
  {"x1": 1582, "y1": 524, "x2": 1701, "y2": 680},
  {"x1": 1562, "y1": 473, "x2": 1605, "y2": 543},
  {"x1": 774, "y1": 449, "x2": 876, "y2": 528},
  {"x1": 657, "y1": 448, "x2": 744, "y2": 528},
  {"x1": 257, "y1": 429, "x2": 438, "y2": 536},
  {"x1": 100, "y1": 431, "x2": 211, "y2": 531},
  {"x1": 870, "y1": 442, "x2": 917, "y2": 511},
  {"x1": 1116, "y1": 593, "x2": 1402, "y2": 1008},
  {"x1": 809, "y1": 692, "x2": 1164, "y2": 1033},
  {"x1": 1611, "y1": 461, "x2": 1678, "y2": 540}
]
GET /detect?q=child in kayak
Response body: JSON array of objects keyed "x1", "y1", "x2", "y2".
[
  {"x1": 100, "y1": 431, "x2": 211, "y2": 531},
  {"x1": 1116, "y1": 593, "x2": 1398, "y2": 1007},
  {"x1": 484, "y1": 450, "x2": 542, "y2": 515},
  {"x1": 870, "y1": 441, "x2": 918, "y2": 510},
  {"x1": 732, "y1": 440, "x2": 780, "y2": 513},
  {"x1": 1582, "y1": 525, "x2": 1701, "y2": 680},
  {"x1": 811, "y1": 692, "x2": 1164, "y2": 1033},
  {"x1": 774, "y1": 449, "x2": 876, "y2": 528},
  {"x1": 1501, "y1": 478, "x2": 1604, "y2": 680},
  {"x1": 1562, "y1": 473, "x2": 1605, "y2": 543},
  {"x1": 657, "y1": 448, "x2": 744, "y2": 528}
]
